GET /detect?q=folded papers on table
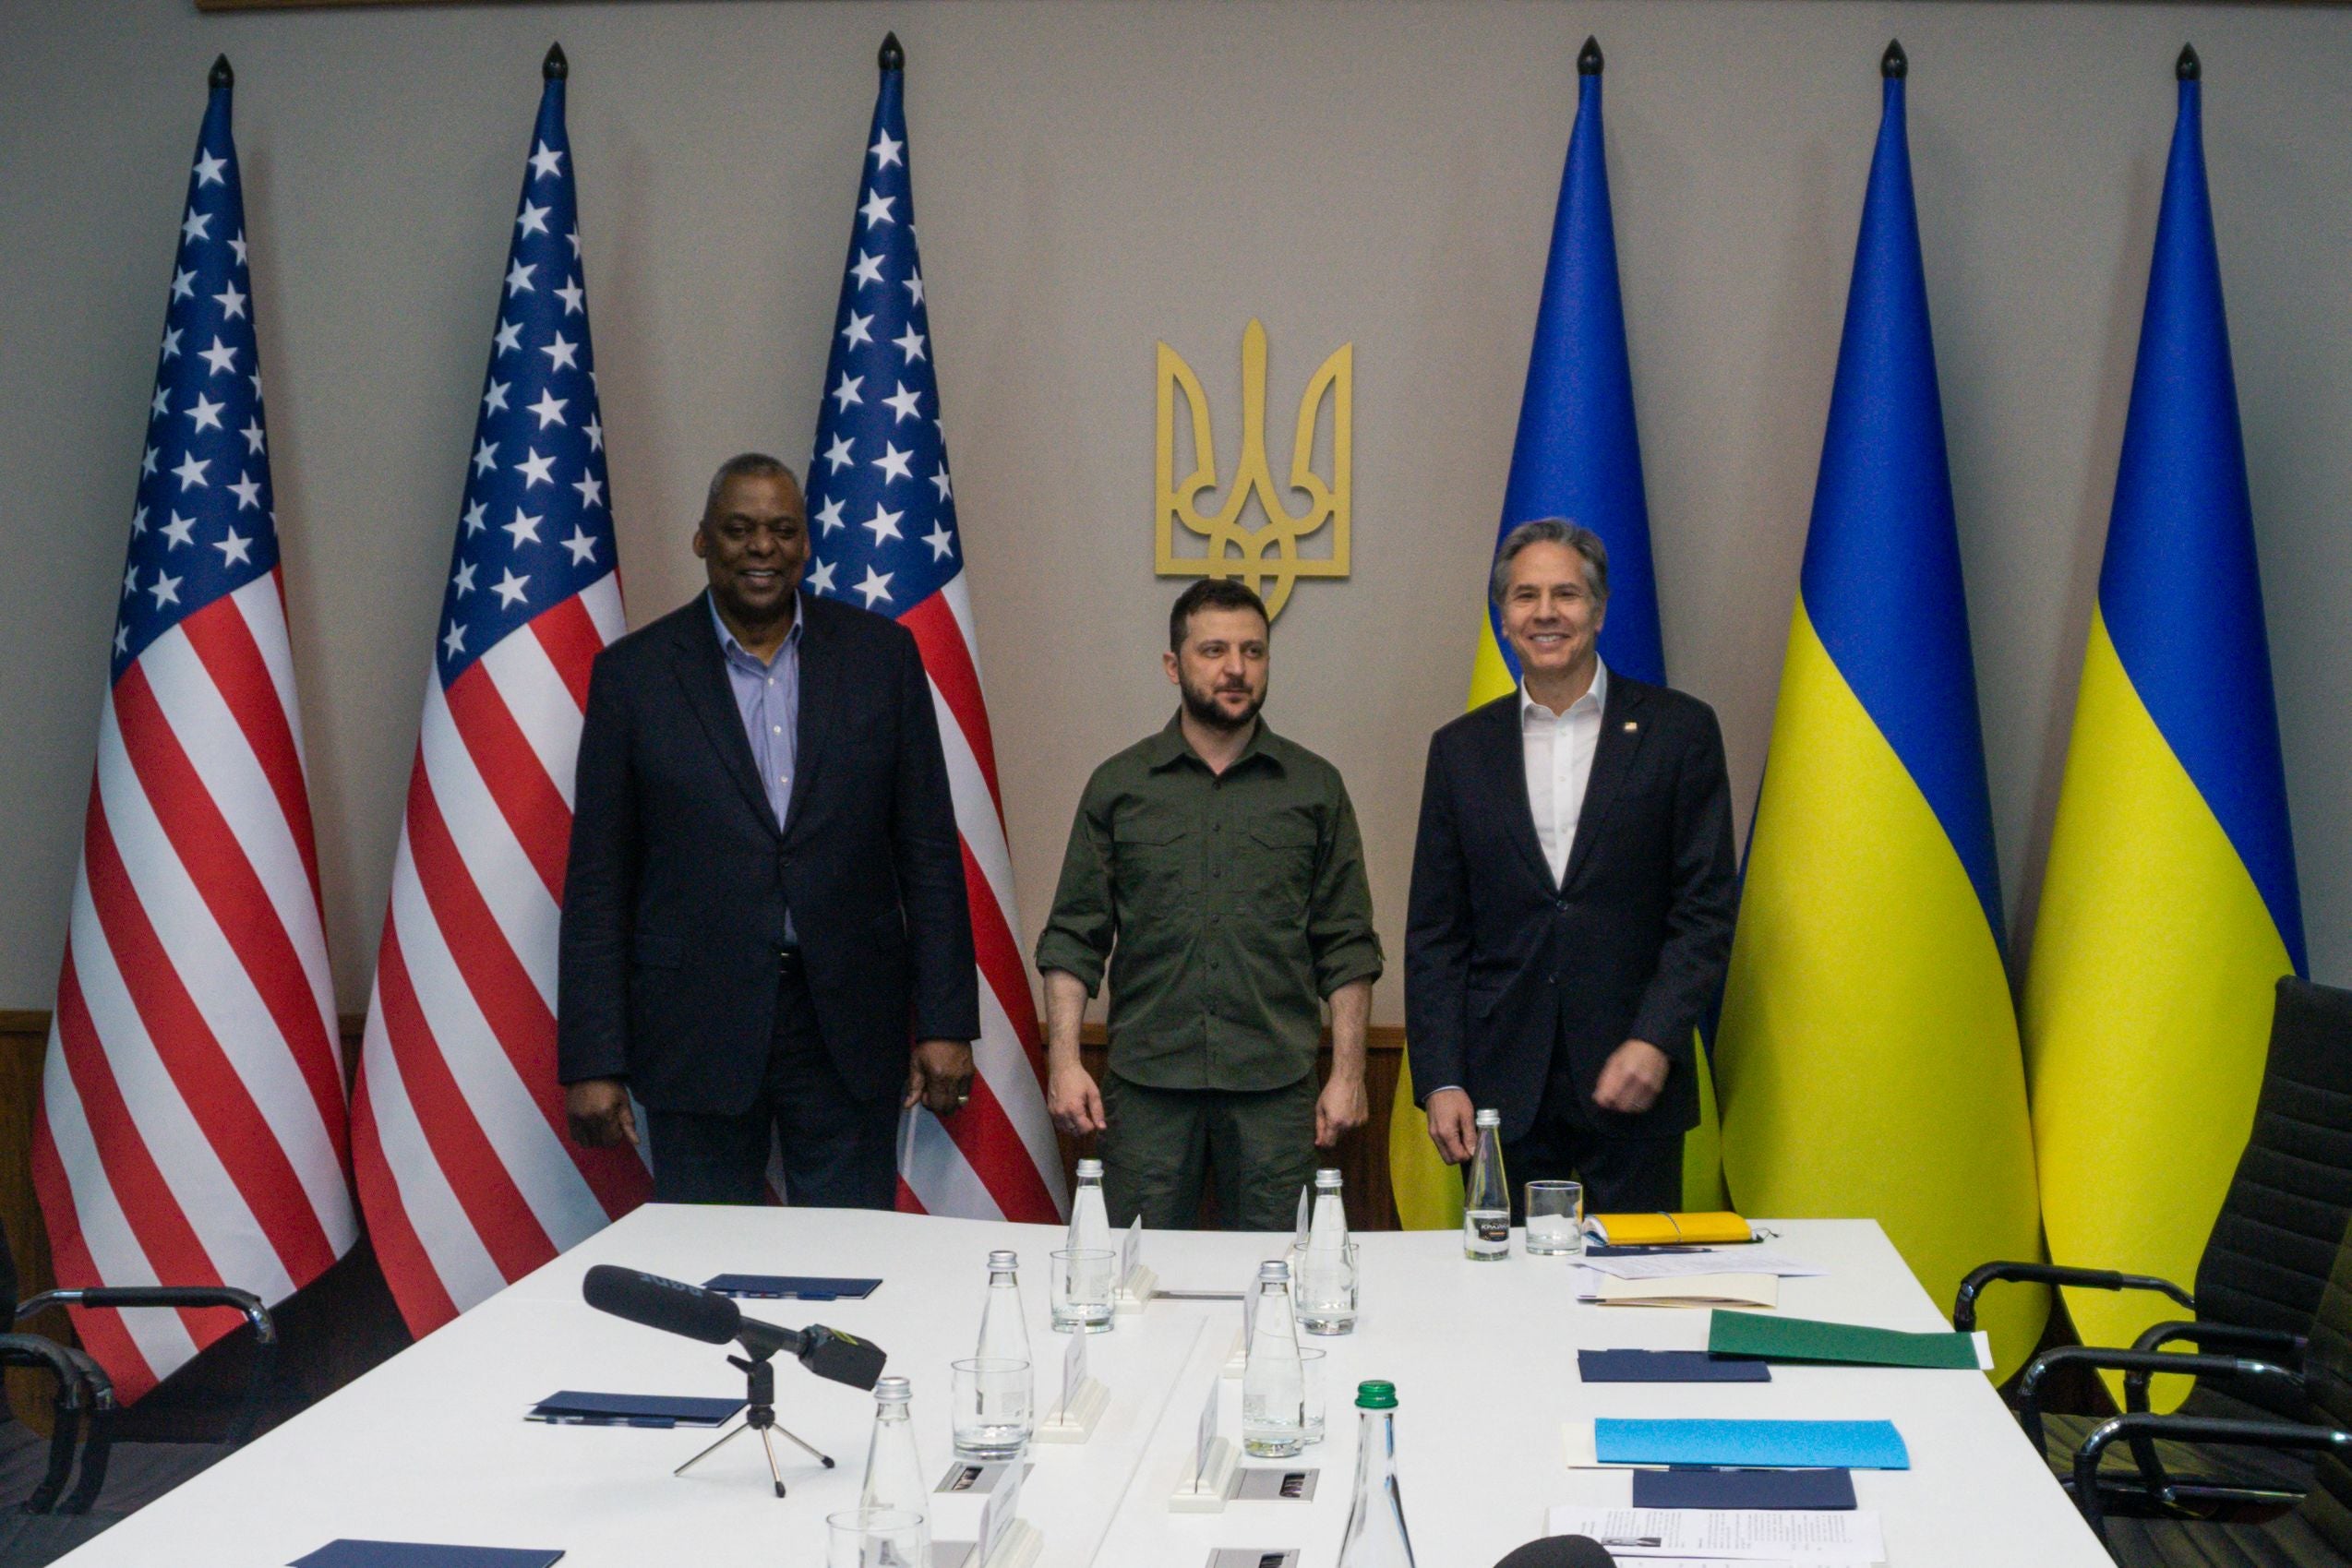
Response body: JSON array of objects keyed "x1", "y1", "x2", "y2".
[
  {"x1": 1543, "y1": 1504, "x2": 1884, "y2": 1563},
  {"x1": 1578, "y1": 1349, "x2": 1771, "y2": 1384},
  {"x1": 1708, "y1": 1311, "x2": 1989, "y2": 1370},
  {"x1": 1591, "y1": 1274, "x2": 1780, "y2": 1310},
  {"x1": 1591, "y1": 1418, "x2": 1909, "y2": 1470}
]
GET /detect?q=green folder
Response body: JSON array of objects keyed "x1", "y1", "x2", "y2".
[{"x1": 1709, "y1": 1310, "x2": 1983, "y2": 1370}]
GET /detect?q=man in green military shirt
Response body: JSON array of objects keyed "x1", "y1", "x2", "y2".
[{"x1": 1036, "y1": 579, "x2": 1384, "y2": 1230}]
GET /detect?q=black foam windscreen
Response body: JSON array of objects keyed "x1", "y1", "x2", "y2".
[
  {"x1": 582, "y1": 1264, "x2": 742, "y2": 1346},
  {"x1": 1492, "y1": 1538, "x2": 1616, "y2": 1568},
  {"x1": 797, "y1": 1324, "x2": 889, "y2": 1390}
]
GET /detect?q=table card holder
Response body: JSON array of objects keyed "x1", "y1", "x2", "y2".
[
  {"x1": 1114, "y1": 1217, "x2": 1156, "y2": 1316},
  {"x1": 938, "y1": 1457, "x2": 1044, "y2": 1568},
  {"x1": 1222, "y1": 1268, "x2": 1257, "y2": 1379},
  {"x1": 1034, "y1": 1320, "x2": 1109, "y2": 1442},
  {"x1": 1170, "y1": 1380, "x2": 1238, "y2": 1514}
]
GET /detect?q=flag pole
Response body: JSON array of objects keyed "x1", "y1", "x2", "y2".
[
  {"x1": 544, "y1": 42, "x2": 568, "y2": 81},
  {"x1": 881, "y1": 31, "x2": 904, "y2": 72},
  {"x1": 210, "y1": 53, "x2": 233, "y2": 90}
]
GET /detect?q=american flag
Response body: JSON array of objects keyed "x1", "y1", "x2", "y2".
[
  {"x1": 32, "y1": 62, "x2": 357, "y2": 1401},
  {"x1": 349, "y1": 50, "x2": 651, "y2": 1336},
  {"x1": 809, "y1": 42, "x2": 1065, "y2": 1223}
]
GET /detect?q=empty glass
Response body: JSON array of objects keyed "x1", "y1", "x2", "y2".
[
  {"x1": 1050, "y1": 1247, "x2": 1116, "y2": 1334},
  {"x1": 951, "y1": 1357, "x2": 1031, "y2": 1459},
  {"x1": 826, "y1": 1506, "x2": 929, "y2": 1568},
  {"x1": 1298, "y1": 1345, "x2": 1329, "y2": 1443},
  {"x1": 1525, "y1": 1179, "x2": 1585, "y2": 1255}
]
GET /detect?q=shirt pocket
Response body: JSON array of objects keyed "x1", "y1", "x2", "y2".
[
  {"x1": 1111, "y1": 811, "x2": 1193, "y2": 915},
  {"x1": 1242, "y1": 815, "x2": 1319, "y2": 926}
]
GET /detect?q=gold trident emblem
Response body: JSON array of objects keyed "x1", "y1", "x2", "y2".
[{"x1": 1156, "y1": 320, "x2": 1351, "y2": 620}]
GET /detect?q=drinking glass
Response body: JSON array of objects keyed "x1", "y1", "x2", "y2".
[
  {"x1": 826, "y1": 1507, "x2": 929, "y2": 1568},
  {"x1": 951, "y1": 1357, "x2": 1031, "y2": 1458},
  {"x1": 1525, "y1": 1179, "x2": 1585, "y2": 1255},
  {"x1": 1297, "y1": 1345, "x2": 1328, "y2": 1443},
  {"x1": 1050, "y1": 1247, "x2": 1116, "y2": 1334}
]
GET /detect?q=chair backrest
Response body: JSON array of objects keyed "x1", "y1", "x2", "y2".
[
  {"x1": 2195, "y1": 976, "x2": 2352, "y2": 1419},
  {"x1": 2287, "y1": 1208, "x2": 2352, "y2": 1551}
]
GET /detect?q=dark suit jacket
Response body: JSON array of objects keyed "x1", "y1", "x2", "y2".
[
  {"x1": 557, "y1": 592, "x2": 978, "y2": 1115},
  {"x1": 1404, "y1": 674, "x2": 1738, "y2": 1144}
]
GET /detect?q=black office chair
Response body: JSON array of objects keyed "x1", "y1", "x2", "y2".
[
  {"x1": 1956, "y1": 976, "x2": 2352, "y2": 1514},
  {"x1": 2079, "y1": 1206, "x2": 2352, "y2": 1564},
  {"x1": 0, "y1": 1217, "x2": 275, "y2": 1568}
]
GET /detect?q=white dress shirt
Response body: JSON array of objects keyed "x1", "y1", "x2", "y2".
[{"x1": 1522, "y1": 658, "x2": 1608, "y2": 888}]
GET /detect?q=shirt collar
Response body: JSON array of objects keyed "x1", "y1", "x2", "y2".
[
  {"x1": 1147, "y1": 710, "x2": 1281, "y2": 773},
  {"x1": 1520, "y1": 657, "x2": 1608, "y2": 724},
  {"x1": 708, "y1": 589, "x2": 804, "y2": 667}
]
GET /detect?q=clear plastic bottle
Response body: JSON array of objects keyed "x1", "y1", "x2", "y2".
[
  {"x1": 1068, "y1": 1157, "x2": 1112, "y2": 1258},
  {"x1": 975, "y1": 1249, "x2": 1033, "y2": 1409},
  {"x1": 1463, "y1": 1108, "x2": 1509, "y2": 1261},
  {"x1": 1241, "y1": 1259, "x2": 1305, "y2": 1457},
  {"x1": 1300, "y1": 1167, "x2": 1355, "y2": 1334},
  {"x1": 858, "y1": 1374, "x2": 929, "y2": 1520},
  {"x1": 1337, "y1": 1380, "x2": 1418, "y2": 1568}
]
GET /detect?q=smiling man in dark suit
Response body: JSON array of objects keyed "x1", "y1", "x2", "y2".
[
  {"x1": 556, "y1": 452, "x2": 976, "y2": 1207},
  {"x1": 1406, "y1": 519, "x2": 1737, "y2": 1213}
]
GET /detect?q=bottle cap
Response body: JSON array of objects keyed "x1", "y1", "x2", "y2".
[
  {"x1": 874, "y1": 1375, "x2": 912, "y2": 1404},
  {"x1": 1076, "y1": 1158, "x2": 1105, "y2": 1179},
  {"x1": 1474, "y1": 1107, "x2": 1502, "y2": 1126},
  {"x1": 987, "y1": 1249, "x2": 1019, "y2": 1269},
  {"x1": 1256, "y1": 1259, "x2": 1291, "y2": 1283},
  {"x1": 1314, "y1": 1168, "x2": 1343, "y2": 1189},
  {"x1": 1354, "y1": 1380, "x2": 1398, "y2": 1409}
]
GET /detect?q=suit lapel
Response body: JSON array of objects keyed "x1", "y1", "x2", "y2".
[
  {"x1": 780, "y1": 603, "x2": 839, "y2": 841},
  {"x1": 1478, "y1": 697, "x2": 1557, "y2": 894},
  {"x1": 667, "y1": 597, "x2": 781, "y2": 840},
  {"x1": 1560, "y1": 676, "x2": 1650, "y2": 892}
]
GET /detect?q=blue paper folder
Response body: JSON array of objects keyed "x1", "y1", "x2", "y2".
[
  {"x1": 528, "y1": 1391, "x2": 744, "y2": 1426},
  {"x1": 701, "y1": 1274, "x2": 881, "y2": 1300},
  {"x1": 1594, "y1": 1418, "x2": 1909, "y2": 1470},
  {"x1": 290, "y1": 1544, "x2": 563, "y2": 1568},
  {"x1": 1633, "y1": 1467, "x2": 1858, "y2": 1509},
  {"x1": 1578, "y1": 1350, "x2": 1770, "y2": 1384}
]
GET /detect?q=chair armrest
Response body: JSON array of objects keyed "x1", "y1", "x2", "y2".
[
  {"x1": 18, "y1": 1285, "x2": 275, "y2": 1347},
  {"x1": 0, "y1": 1332, "x2": 95, "y2": 1411},
  {"x1": 2131, "y1": 1320, "x2": 2307, "y2": 1360},
  {"x1": 0, "y1": 1333, "x2": 101, "y2": 1514},
  {"x1": 2015, "y1": 1347, "x2": 2300, "y2": 1466},
  {"x1": 2072, "y1": 1413, "x2": 2352, "y2": 1539},
  {"x1": 1954, "y1": 1261, "x2": 2193, "y2": 1333}
]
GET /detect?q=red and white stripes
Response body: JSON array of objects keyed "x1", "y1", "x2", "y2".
[
  {"x1": 33, "y1": 576, "x2": 356, "y2": 1400},
  {"x1": 350, "y1": 573, "x2": 652, "y2": 1336},
  {"x1": 894, "y1": 574, "x2": 1066, "y2": 1225}
]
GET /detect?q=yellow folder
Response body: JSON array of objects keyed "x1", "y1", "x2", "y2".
[{"x1": 1588, "y1": 1211, "x2": 1755, "y2": 1247}]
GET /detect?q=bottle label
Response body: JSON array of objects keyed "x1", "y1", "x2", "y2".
[{"x1": 1473, "y1": 1214, "x2": 1509, "y2": 1244}]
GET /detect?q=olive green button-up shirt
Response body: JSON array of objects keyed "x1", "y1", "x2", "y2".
[{"x1": 1035, "y1": 715, "x2": 1384, "y2": 1093}]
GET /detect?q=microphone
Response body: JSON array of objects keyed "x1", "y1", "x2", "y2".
[
  {"x1": 582, "y1": 1264, "x2": 888, "y2": 1390},
  {"x1": 1493, "y1": 1538, "x2": 1617, "y2": 1568}
]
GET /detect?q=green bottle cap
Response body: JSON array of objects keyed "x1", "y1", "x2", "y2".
[{"x1": 1354, "y1": 1380, "x2": 1398, "y2": 1410}]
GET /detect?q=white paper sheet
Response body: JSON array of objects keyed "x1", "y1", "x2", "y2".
[
  {"x1": 1542, "y1": 1505, "x2": 1884, "y2": 1565},
  {"x1": 1583, "y1": 1249, "x2": 1829, "y2": 1281}
]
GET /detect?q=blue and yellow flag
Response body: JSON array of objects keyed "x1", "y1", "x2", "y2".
[
  {"x1": 1712, "y1": 45, "x2": 2044, "y2": 1376},
  {"x1": 2024, "y1": 49, "x2": 2304, "y2": 1387},
  {"x1": 1389, "y1": 39, "x2": 1724, "y2": 1227}
]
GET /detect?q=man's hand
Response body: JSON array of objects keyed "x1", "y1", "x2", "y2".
[
  {"x1": 906, "y1": 1038, "x2": 977, "y2": 1116},
  {"x1": 1592, "y1": 1039, "x2": 1672, "y2": 1115},
  {"x1": 1315, "y1": 1071, "x2": 1369, "y2": 1148},
  {"x1": 1046, "y1": 1059, "x2": 1107, "y2": 1138},
  {"x1": 566, "y1": 1077, "x2": 640, "y2": 1149},
  {"x1": 1422, "y1": 1086, "x2": 1478, "y2": 1165}
]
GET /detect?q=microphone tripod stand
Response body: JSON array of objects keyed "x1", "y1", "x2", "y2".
[{"x1": 674, "y1": 1347, "x2": 837, "y2": 1498}]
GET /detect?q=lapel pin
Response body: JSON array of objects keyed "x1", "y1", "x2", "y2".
[{"x1": 1623, "y1": 720, "x2": 1639, "y2": 732}]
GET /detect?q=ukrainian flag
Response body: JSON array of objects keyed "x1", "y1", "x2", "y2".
[
  {"x1": 1712, "y1": 44, "x2": 2045, "y2": 1376},
  {"x1": 2024, "y1": 49, "x2": 2304, "y2": 1389},
  {"x1": 1391, "y1": 38, "x2": 1728, "y2": 1227}
]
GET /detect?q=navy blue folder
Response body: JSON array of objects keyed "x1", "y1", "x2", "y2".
[
  {"x1": 528, "y1": 1390, "x2": 744, "y2": 1426},
  {"x1": 1578, "y1": 1349, "x2": 1771, "y2": 1383},
  {"x1": 1633, "y1": 1467, "x2": 1858, "y2": 1510},
  {"x1": 291, "y1": 1543, "x2": 564, "y2": 1568},
  {"x1": 701, "y1": 1274, "x2": 882, "y2": 1300}
]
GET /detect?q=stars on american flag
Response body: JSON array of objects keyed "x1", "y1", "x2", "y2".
[
  {"x1": 435, "y1": 97, "x2": 613, "y2": 683},
  {"x1": 806, "y1": 85, "x2": 961, "y2": 616},
  {"x1": 114, "y1": 107, "x2": 279, "y2": 677}
]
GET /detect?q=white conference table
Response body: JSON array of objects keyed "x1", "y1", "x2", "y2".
[{"x1": 56, "y1": 1207, "x2": 2112, "y2": 1567}]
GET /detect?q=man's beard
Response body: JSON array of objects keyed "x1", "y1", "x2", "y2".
[{"x1": 1180, "y1": 673, "x2": 1266, "y2": 735}]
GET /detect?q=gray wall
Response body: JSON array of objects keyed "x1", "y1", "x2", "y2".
[{"x1": 2, "y1": 0, "x2": 2346, "y2": 1022}]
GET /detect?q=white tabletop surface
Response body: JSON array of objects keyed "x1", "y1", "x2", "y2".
[{"x1": 54, "y1": 1206, "x2": 2111, "y2": 1567}]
